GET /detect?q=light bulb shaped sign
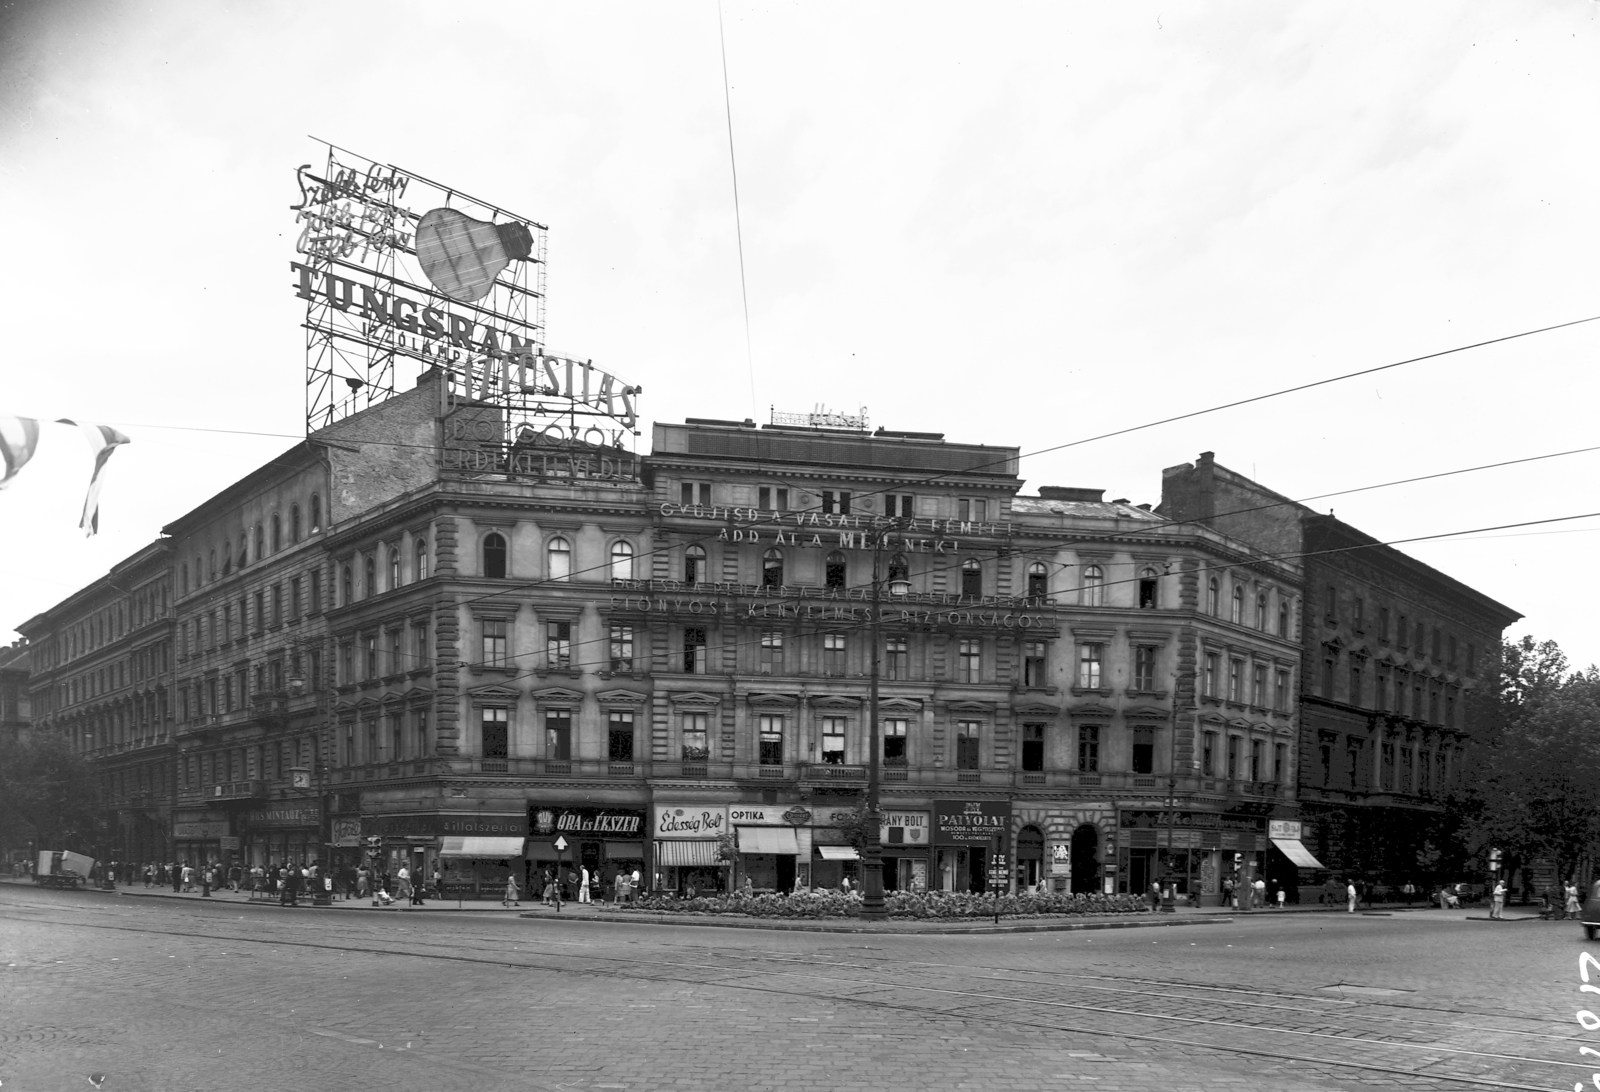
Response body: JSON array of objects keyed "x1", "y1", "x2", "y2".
[{"x1": 415, "y1": 208, "x2": 535, "y2": 303}]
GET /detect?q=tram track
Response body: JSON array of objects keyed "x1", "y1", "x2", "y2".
[{"x1": 0, "y1": 897, "x2": 1577, "y2": 1092}]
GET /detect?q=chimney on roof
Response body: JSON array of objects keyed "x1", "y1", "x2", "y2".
[{"x1": 1037, "y1": 486, "x2": 1104, "y2": 502}]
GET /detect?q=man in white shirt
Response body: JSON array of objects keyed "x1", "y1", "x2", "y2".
[{"x1": 578, "y1": 865, "x2": 591, "y2": 903}]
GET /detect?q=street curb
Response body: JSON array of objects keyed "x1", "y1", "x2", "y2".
[{"x1": 508, "y1": 910, "x2": 1233, "y2": 935}]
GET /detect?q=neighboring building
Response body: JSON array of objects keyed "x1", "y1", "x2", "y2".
[
  {"x1": 0, "y1": 639, "x2": 29, "y2": 744},
  {"x1": 18, "y1": 540, "x2": 175, "y2": 863},
  {"x1": 1159, "y1": 451, "x2": 1521, "y2": 890}
]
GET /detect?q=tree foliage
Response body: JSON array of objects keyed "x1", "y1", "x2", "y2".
[
  {"x1": 1453, "y1": 636, "x2": 1600, "y2": 881},
  {"x1": 0, "y1": 731, "x2": 102, "y2": 854}
]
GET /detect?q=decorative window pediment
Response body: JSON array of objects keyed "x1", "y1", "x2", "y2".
[
  {"x1": 746, "y1": 691, "x2": 799, "y2": 709},
  {"x1": 596, "y1": 688, "x2": 648, "y2": 707},
  {"x1": 529, "y1": 686, "x2": 584, "y2": 704},
  {"x1": 1199, "y1": 711, "x2": 1227, "y2": 726},
  {"x1": 1066, "y1": 702, "x2": 1116, "y2": 720},
  {"x1": 667, "y1": 690, "x2": 722, "y2": 708},
  {"x1": 1122, "y1": 705, "x2": 1171, "y2": 722},
  {"x1": 468, "y1": 683, "x2": 524, "y2": 702},
  {"x1": 808, "y1": 694, "x2": 862, "y2": 710},
  {"x1": 879, "y1": 697, "x2": 923, "y2": 713},
  {"x1": 944, "y1": 699, "x2": 995, "y2": 714},
  {"x1": 1011, "y1": 701, "x2": 1059, "y2": 717}
]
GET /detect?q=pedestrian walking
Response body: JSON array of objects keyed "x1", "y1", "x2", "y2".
[
  {"x1": 1147, "y1": 880, "x2": 1161, "y2": 912},
  {"x1": 503, "y1": 875, "x2": 520, "y2": 907},
  {"x1": 411, "y1": 867, "x2": 426, "y2": 906},
  {"x1": 1490, "y1": 878, "x2": 1507, "y2": 919},
  {"x1": 1254, "y1": 877, "x2": 1267, "y2": 909},
  {"x1": 578, "y1": 865, "x2": 592, "y2": 903},
  {"x1": 356, "y1": 865, "x2": 370, "y2": 899},
  {"x1": 1346, "y1": 879, "x2": 1357, "y2": 912},
  {"x1": 1566, "y1": 881, "x2": 1582, "y2": 919},
  {"x1": 396, "y1": 865, "x2": 412, "y2": 903},
  {"x1": 432, "y1": 865, "x2": 443, "y2": 901},
  {"x1": 181, "y1": 863, "x2": 194, "y2": 892}
]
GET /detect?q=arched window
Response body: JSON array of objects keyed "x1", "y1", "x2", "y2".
[
  {"x1": 236, "y1": 536, "x2": 247, "y2": 569},
  {"x1": 1138, "y1": 567, "x2": 1159, "y2": 609},
  {"x1": 1080, "y1": 565, "x2": 1104, "y2": 607},
  {"x1": 291, "y1": 505, "x2": 302, "y2": 543},
  {"x1": 824, "y1": 550, "x2": 847, "y2": 589},
  {"x1": 546, "y1": 537, "x2": 570, "y2": 581},
  {"x1": 1231, "y1": 586, "x2": 1244, "y2": 625},
  {"x1": 208, "y1": 549, "x2": 216, "y2": 581},
  {"x1": 310, "y1": 494, "x2": 322, "y2": 532},
  {"x1": 887, "y1": 553, "x2": 909, "y2": 584},
  {"x1": 961, "y1": 557, "x2": 983, "y2": 599},
  {"x1": 609, "y1": 540, "x2": 634, "y2": 581},
  {"x1": 389, "y1": 547, "x2": 401, "y2": 589},
  {"x1": 341, "y1": 564, "x2": 353, "y2": 605},
  {"x1": 1279, "y1": 599, "x2": 1290, "y2": 637},
  {"x1": 255, "y1": 525, "x2": 264, "y2": 560},
  {"x1": 685, "y1": 544, "x2": 706, "y2": 584},
  {"x1": 483, "y1": 533, "x2": 508, "y2": 579},
  {"x1": 180, "y1": 562, "x2": 189, "y2": 595},
  {"x1": 1256, "y1": 593, "x2": 1268, "y2": 630},
  {"x1": 222, "y1": 545, "x2": 232, "y2": 576},
  {"x1": 271, "y1": 515, "x2": 281, "y2": 553},
  {"x1": 364, "y1": 554, "x2": 376, "y2": 597},
  {"x1": 415, "y1": 537, "x2": 428, "y2": 581},
  {"x1": 1207, "y1": 577, "x2": 1220, "y2": 616},
  {"x1": 762, "y1": 548, "x2": 784, "y2": 588},
  {"x1": 1027, "y1": 561, "x2": 1048, "y2": 599}
]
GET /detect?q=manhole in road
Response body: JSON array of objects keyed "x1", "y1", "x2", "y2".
[{"x1": 1318, "y1": 983, "x2": 1414, "y2": 996}]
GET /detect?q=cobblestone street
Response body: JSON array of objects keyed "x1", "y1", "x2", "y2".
[{"x1": 0, "y1": 883, "x2": 1591, "y2": 1092}]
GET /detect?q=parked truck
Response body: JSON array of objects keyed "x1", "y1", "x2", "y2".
[{"x1": 34, "y1": 850, "x2": 96, "y2": 889}]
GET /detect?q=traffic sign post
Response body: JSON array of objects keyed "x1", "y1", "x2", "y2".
[
  {"x1": 554, "y1": 835, "x2": 568, "y2": 913},
  {"x1": 988, "y1": 840, "x2": 1008, "y2": 925}
]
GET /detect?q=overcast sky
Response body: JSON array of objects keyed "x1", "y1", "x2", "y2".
[{"x1": 1, "y1": 1, "x2": 1596, "y2": 666}]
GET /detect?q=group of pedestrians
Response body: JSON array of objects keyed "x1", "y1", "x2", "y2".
[{"x1": 536, "y1": 864, "x2": 643, "y2": 907}]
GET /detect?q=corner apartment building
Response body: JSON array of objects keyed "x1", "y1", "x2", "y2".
[{"x1": 1159, "y1": 451, "x2": 1520, "y2": 886}]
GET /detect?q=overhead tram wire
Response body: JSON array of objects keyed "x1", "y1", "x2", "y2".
[{"x1": 716, "y1": 0, "x2": 759, "y2": 420}]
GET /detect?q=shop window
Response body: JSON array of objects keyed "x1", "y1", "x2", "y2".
[
  {"x1": 609, "y1": 625, "x2": 634, "y2": 672},
  {"x1": 1131, "y1": 727, "x2": 1155, "y2": 775},
  {"x1": 608, "y1": 712, "x2": 635, "y2": 761},
  {"x1": 955, "y1": 721, "x2": 981, "y2": 769},
  {"x1": 684, "y1": 544, "x2": 706, "y2": 584},
  {"x1": 483, "y1": 533, "x2": 508, "y2": 579},
  {"x1": 762, "y1": 548, "x2": 784, "y2": 588},
  {"x1": 821, "y1": 717, "x2": 847, "y2": 764},
  {"x1": 1133, "y1": 645, "x2": 1156, "y2": 691},
  {"x1": 545, "y1": 709, "x2": 571, "y2": 760},
  {"x1": 758, "y1": 715, "x2": 784, "y2": 765},
  {"x1": 960, "y1": 558, "x2": 982, "y2": 599},
  {"x1": 1081, "y1": 565, "x2": 1104, "y2": 607},
  {"x1": 824, "y1": 551, "x2": 847, "y2": 590},
  {"x1": 681, "y1": 712, "x2": 709, "y2": 761},
  {"x1": 481, "y1": 619, "x2": 508, "y2": 666},
  {"x1": 1027, "y1": 562, "x2": 1049, "y2": 599},
  {"x1": 1022, "y1": 641, "x2": 1047, "y2": 687},
  {"x1": 1226, "y1": 735, "x2": 1240, "y2": 780},
  {"x1": 1202, "y1": 731, "x2": 1216, "y2": 777},
  {"x1": 884, "y1": 635, "x2": 908, "y2": 680},
  {"x1": 547, "y1": 537, "x2": 570, "y2": 581},
  {"x1": 1077, "y1": 643, "x2": 1103, "y2": 689},
  {"x1": 887, "y1": 553, "x2": 909, "y2": 584},
  {"x1": 1021, "y1": 722, "x2": 1045, "y2": 772},
  {"x1": 684, "y1": 627, "x2": 707, "y2": 673},
  {"x1": 482, "y1": 707, "x2": 508, "y2": 758},
  {"x1": 822, "y1": 633, "x2": 846, "y2": 676},
  {"x1": 415, "y1": 536, "x2": 429, "y2": 581},
  {"x1": 883, "y1": 717, "x2": 908, "y2": 765},
  {"x1": 610, "y1": 540, "x2": 634, "y2": 581},
  {"x1": 546, "y1": 621, "x2": 572, "y2": 670},
  {"x1": 759, "y1": 630, "x2": 784, "y2": 674},
  {"x1": 1077, "y1": 725, "x2": 1100, "y2": 772},
  {"x1": 1231, "y1": 586, "x2": 1244, "y2": 625},
  {"x1": 958, "y1": 638, "x2": 981, "y2": 683}
]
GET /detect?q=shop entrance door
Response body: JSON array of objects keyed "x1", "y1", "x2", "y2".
[
  {"x1": 1129, "y1": 849, "x2": 1155, "y2": 896},
  {"x1": 1070, "y1": 825, "x2": 1099, "y2": 893},
  {"x1": 776, "y1": 854, "x2": 795, "y2": 893}
]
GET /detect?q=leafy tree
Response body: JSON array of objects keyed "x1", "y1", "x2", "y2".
[
  {"x1": 1453, "y1": 637, "x2": 1600, "y2": 884},
  {"x1": 0, "y1": 732, "x2": 102, "y2": 856}
]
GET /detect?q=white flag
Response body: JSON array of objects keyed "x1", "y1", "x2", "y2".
[
  {"x1": 0, "y1": 416, "x2": 41, "y2": 488},
  {"x1": 57, "y1": 419, "x2": 131, "y2": 536}
]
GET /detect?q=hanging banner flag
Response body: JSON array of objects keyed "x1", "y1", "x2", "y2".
[
  {"x1": 56, "y1": 419, "x2": 130, "y2": 536},
  {"x1": 0, "y1": 416, "x2": 41, "y2": 488}
]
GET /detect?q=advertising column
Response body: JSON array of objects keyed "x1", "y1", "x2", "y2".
[{"x1": 932, "y1": 801, "x2": 1012, "y2": 894}]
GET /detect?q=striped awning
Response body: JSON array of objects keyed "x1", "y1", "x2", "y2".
[
  {"x1": 439, "y1": 836, "x2": 525, "y2": 858},
  {"x1": 655, "y1": 840, "x2": 722, "y2": 867},
  {"x1": 737, "y1": 826, "x2": 800, "y2": 855},
  {"x1": 815, "y1": 846, "x2": 859, "y2": 861}
]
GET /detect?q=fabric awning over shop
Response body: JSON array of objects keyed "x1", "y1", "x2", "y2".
[
  {"x1": 1270, "y1": 838, "x2": 1325, "y2": 869},
  {"x1": 655, "y1": 840, "x2": 722, "y2": 867},
  {"x1": 439, "y1": 836, "x2": 526, "y2": 858},
  {"x1": 815, "y1": 846, "x2": 859, "y2": 861},
  {"x1": 737, "y1": 826, "x2": 800, "y2": 855}
]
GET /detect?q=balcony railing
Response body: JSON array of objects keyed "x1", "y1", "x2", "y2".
[
  {"x1": 800, "y1": 762, "x2": 867, "y2": 781},
  {"x1": 213, "y1": 780, "x2": 265, "y2": 801}
]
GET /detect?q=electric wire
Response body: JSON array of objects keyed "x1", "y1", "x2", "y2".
[{"x1": 716, "y1": 0, "x2": 759, "y2": 420}]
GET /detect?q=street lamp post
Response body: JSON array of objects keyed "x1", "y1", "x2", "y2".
[{"x1": 860, "y1": 520, "x2": 910, "y2": 922}]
